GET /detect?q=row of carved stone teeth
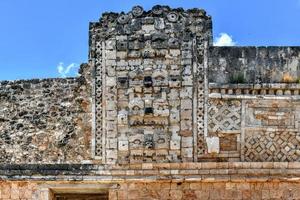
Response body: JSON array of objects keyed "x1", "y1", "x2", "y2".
[
  {"x1": 210, "y1": 88, "x2": 300, "y2": 95},
  {"x1": 117, "y1": 6, "x2": 179, "y2": 24}
]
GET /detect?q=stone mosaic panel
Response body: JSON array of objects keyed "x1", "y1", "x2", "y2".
[
  {"x1": 90, "y1": 6, "x2": 212, "y2": 163},
  {"x1": 208, "y1": 99, "x2": 241, "y2": 133},
  {"x1": 244, "y1": 100, "x2": 300, "y2": 161},
  {"x1": 244, "y1": 129, "x2": 300, "y2": 162},
  {"x1": 196, "y1": 39, "x2": 206, "y2": 157}
]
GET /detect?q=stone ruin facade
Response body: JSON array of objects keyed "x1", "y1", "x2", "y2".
[{"x1": 1, "y1": 5, "x2": 300, "y2": 200}]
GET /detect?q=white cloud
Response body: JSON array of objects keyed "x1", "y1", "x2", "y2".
[
  {"x1": 214, "y1": 33, "x2": 236, "y2": 46},
  {"x1": 57, "y1": 62, "x2": 79, "y2": 78}
]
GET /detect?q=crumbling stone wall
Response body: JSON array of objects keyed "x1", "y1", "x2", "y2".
[
  {"x1": 209, "y1": 47, "x2": 300, "y2": 84},
  {"x1": 0, "y1": 64, "x2": 93, "y2": 164}
]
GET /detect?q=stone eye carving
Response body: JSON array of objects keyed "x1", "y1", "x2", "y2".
[
  {"x1": 117, "y1": 77, "x2": 128, "y2": 88},
  {"x1": 157, "y1": 138, "x2": 166, "y2": 144},
  {"x1": 132, "y1": 6, "x2": 144, "y2": 17},
  {"x1": 118, "y1": 109, "x2": 128, "y2": 125},
  {"x1": 167, "y1": 12, "x2": 179, "y2": 22},
  {"x1": 133, "y1": 139, "x2": 142, "y2": 145},
  {"x1": 117, "y1": 41, "x2": 128, "y2": 51},
  {"x1": 144, "y1": 76, "x2": 153, "y2": 88},
  {"x1": 152, "y1": 5, "x2": 163, "y2": 15},
  {"x1": 117, "y1": 14, "x2": 130, "y2": 24},
  {"x1": 168, "y1": 38, "x2": 180, "y2": 49}
]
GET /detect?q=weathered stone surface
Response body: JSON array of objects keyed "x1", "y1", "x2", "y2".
[
  {"x1": 0, "y1": 64, "x2": 92, "y2": 164},
  {"x1": 90, "y1": 5, "x2": 212, "y2": 164},
  {"x1": 209, "y1": 47, "x2": 300, "y2": 84},
  {"x1": 1, "y1": 5, "x2": 300, "y2": 199}
]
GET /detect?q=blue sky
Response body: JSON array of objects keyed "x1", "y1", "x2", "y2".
[{"x1": 0, "y1": 0, "x2": 300, "y2": 80}]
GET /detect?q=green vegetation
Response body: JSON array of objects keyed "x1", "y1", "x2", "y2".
[{"x1": 229, "y1": 72, "x2": 245, "y2": 84}]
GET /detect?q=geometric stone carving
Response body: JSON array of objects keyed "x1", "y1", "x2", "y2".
[
  {"x1": 90, "y1": 6, "x2": 212, "y2": 164},
  {"x1": 208, "y1": 99, "x2": 241, "y2": 132},
  {"x1": 244, "y1": 130, "x2": 300, "y2": 162}
]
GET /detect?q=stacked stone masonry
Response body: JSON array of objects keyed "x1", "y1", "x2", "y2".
[
  {"x1": 1, "y1": 5, "x2": 300, "y2": 200},
  {"x1": 89, "y1": 5, "x2": 212, "y2": 164}
]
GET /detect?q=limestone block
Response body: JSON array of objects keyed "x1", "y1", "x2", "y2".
[
  {"x1": 107, "y1": 101, "x2": 117, "y2": 111},
  {"x1": 128, "y1": 59, "x2": 142, "y2": 66},
  {"x1": 182, "y1": 137, "x2": 193, "y2": 148},
  {"x1": 106, "y1": 110, "x2": 117, "y2": 120},
  {"x1": 182, "y1": 76, "x2": 193, "y2": 86},
  {"x1": 181, "y1": 110, "x2": 192, "y2": 120},
  {"x1": 169, "y1": 76, "x2": 181, "y2": 88},
  {"x1": 106, "y1": 59, "x2": 117, "y2": 66},
  {"x1": 105, "y1": 40, "x2": 116, "y2": 50},
  {"x1": 116, "y1": 41, "x2": 128, "y2": 51},
  {"x1": 182, "y1": 50, "x2": 193, "y2": 59},
  {"x1": 153, "y1": 69, "x2": 168, "y2": 86},
  {"x1": 183, "y1": 65, "x2": 192, "y2": 76},
  {"x1": 129, "y1": 133, "x2": 144, "y2": 149},
  {"x1": 106, "y1": 149, "x2": 118, "y2": 159},
  {"x1": 153, "y1": 99, "x2": 170, "y2": 117},
  {"x1": 168, "y1": 38, "x2": 180, "y2": 49},
  {"x1": 142, "y1": 48, "x2": 156, "y2": 58},
  {"x1": 171, "y1": 140, "x2": 181, "y2": 150},
  {"x1": 106, "y1": 50, "x2": 117, "y2": 59},
  {"x1": 154, "y1": 18, "x2": 165, "y2": 30},
  {"x1": 170, "y1": 109, "x2": 180, "y2": 124},
  {"x1": 181, "y1": 99, "x2": 193, "y2": 110},
  {"x1": 118, "y1": 140, "x2": 129, "y2": 151},
  {"x1": 154, "y1": 133, "x2": 170, "y2": 149},
  {"x1": 169, "y1": 100, "x2": 180, "y2": 108},
  {"x1": 206, "y1": 137, "x2": 220, "y2": 154},
  {"x1": 181, "y1": 147, "x2": 193, "y2": 158},
  {"x1": 142, "y1": 24, "x2": 155, "y2": 33},
  {"x1": 168, "y1": 89, "x2": 180, "y2": 100},
  {"x1": 117, "y1": 60, "x2": 128, "y2": 68},
  {"x1": 107, "y1": 138, "x2": 118, "y2": 149},
  {"x1": 106, "y1": 120, "x2": 117, "y2": 132},
  {"x1": 182, "y1": 41, "x2": 193, "y2": 50},
  {"x1": 117, "y1": 109, "x2": 128, "y2": 125},
  {"x1": 106, "y1": 77, "x2": 116, "y2": 87},
  {"x1": 142, "y1": 17, "x2": 155, "y2": 25},
  {"x1": 130, "y1": 150, "x2": 144, "y2": 163},
  {"x1": 181, "y1": 59, "x2": 192, "y2": 65},
  {"x1": 180, "y1": 87, "x2": 193, "y2": 99}
]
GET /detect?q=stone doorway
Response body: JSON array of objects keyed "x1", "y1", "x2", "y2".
[{"x1": 54, "y1": 193, "x2": 108, "y2": 200}]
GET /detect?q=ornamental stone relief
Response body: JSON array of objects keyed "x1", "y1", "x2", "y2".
[{"x1": 90, "y1": 6, "x2": 212, "y2": 164}]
